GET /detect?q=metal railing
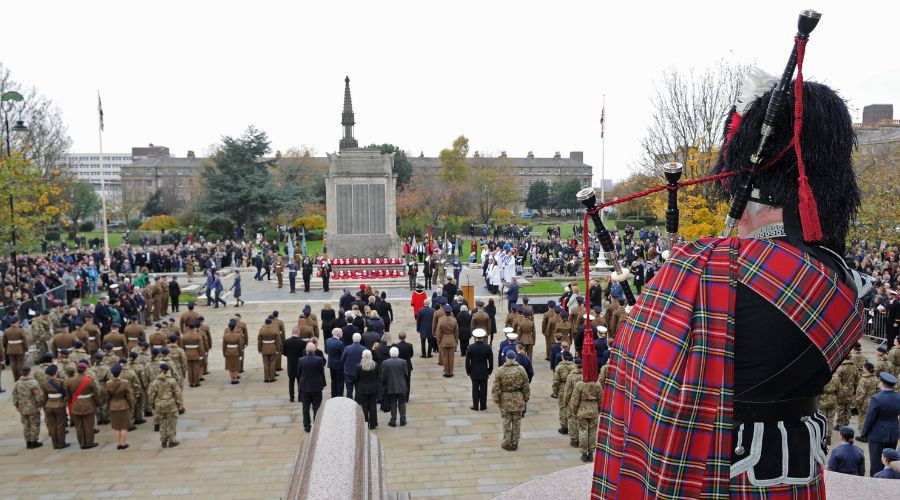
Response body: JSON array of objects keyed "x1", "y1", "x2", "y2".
[
  {"x1": 863, "y1": 308, "x2": 891, "y2": 343},
  {"x1": 1, "y1": 284, "x2": 66, "y2": 321}
]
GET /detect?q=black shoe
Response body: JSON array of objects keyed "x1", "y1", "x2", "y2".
[
  {"x1": 388, "y1": 421, "x2": 396, "y2": 427},
  {"x1": 470, "y1": 406, "x2": 478, "y2": 411},
  {"x1": 26, "y1": 441, "x2": 34, "y2": 449},
  {"x1": 144, "y1": 410, "x2": 153, "y2": 417},
  {"x1": 56, "y1": 443, "x2": 71, "y2": 449},
  {"x1": 400, "y1": 418, "x2": 406, "y2": 426},
  {"x1": 581, "y1": 452, "x2": 592, "y2": 463},
  {"x1": 558, "y1": 427, "x2": 568, "y2": 435},
  {"x1": 855, "y1": 436, "x2": 868, "y2": 443},
  {"x1": 833, "y1": 425, "x2": 841, "y2": 431},
  {"x1": 154, "y1": 424, "x2": 160, "y2": 432},
  {"x1": 128, "y1": 426, "x2": 137, "y2": 431},
  {"x1": 83, "y1": 443, "x2": 99, "y2": 449},
  {"x1": 290, "y1": 398, "x2": 294, "y2": 402},
  {"x1": 231, "y1": 380, "x2": 239, "y2": 384},
  {"x1": 167, "y1": 440, "x2": 179, "y2": 448},
  {"x1": 304, "y1": 427, "x2": 311, "y2": 433},
  {"x1": 134, "y1": 419, "x2": 146, "y2": 425}
]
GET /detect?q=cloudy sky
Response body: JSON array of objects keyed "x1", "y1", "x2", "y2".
[{"x1": 1, "y1": 0, "x2": 896, "y2": 183}]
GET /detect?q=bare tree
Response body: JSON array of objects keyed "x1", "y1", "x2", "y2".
[
  {"x1": 469, "y1": 154, "x2": 518, "y2": 223},
  {"x1": 639, "y1": 59, "x2": 749, "y2": 180},
  {"x1": 0, "y1": 63, "x2": 72, "y2": 177}
]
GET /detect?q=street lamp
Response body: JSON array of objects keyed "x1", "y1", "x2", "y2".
[{"x1": 2, "y1": 90, "x2": 29, "y2": 287}]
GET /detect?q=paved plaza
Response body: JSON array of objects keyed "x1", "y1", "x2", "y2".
[{"x1": 0, "y1": 271, "x2": 886, "y2": 499}]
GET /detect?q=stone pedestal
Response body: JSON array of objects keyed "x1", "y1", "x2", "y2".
[
  {"x1": 325, "y1": 149, "x2": 400, "y2": 258},
  {"x1": 590, "y1": 251, "x2": 613, "y2": 279}
]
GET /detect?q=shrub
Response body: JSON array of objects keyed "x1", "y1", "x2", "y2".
[
  {"x1": 127, "y1": 219, "x2": 142, "y2": 230},
  {"x1": 78, "y1": 221, "x2": 95, "y2": 232},
  {"x1": 139, "y1": 215, "x2": 180, "y2": 231},
  {"x1": 45, "y1": 231, "x2": 60, "y2": 241},
  {"x1": 264, "y1": 229, "x2": 280, "y2": 242},
  {"x1": 290, "y1": 215, "x2": 326, "y2": 230}
]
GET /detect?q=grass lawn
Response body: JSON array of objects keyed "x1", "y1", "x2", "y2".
[
  {"x1": 76, "y1": 231, "x2": 126, "y2": 248},
  {"x1": 81, "y1": 293, "x2": 198, "y2": 305},
  {"x1": 519, "y1": 279, "x2": 572, "y2": 295}
]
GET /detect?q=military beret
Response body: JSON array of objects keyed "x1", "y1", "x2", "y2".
[
  {"x1": 140, "y1": 341, "x2": 149, "y2": 348},
  {"x1": 160, "y1": 363, "x2": 170, "y2": 371},
  {"x1": 265, "y1": 318, "x2": 272, "y2": 324},
  {"x1": 272, "y1": 310, "x2": 279, "y2": 317},
  {"x1": 522, "y1": 296, "x2": 529, "y2": 303},
  {"x1": 103, "y1": 342, "x2": 114, "y2": 350},
  {"x1": 864, "y1": 361, "x2": 875, "y2": 371},
  {"x1": 40, "y1": 310, "x2": 49, "y2": 316},
  {"x1": 593, "y1": 306, "x2": 602, "y2": 313},
  {"x1": 84, "y1": 313, "x2": 94, "y2": 319},
  {"x1": 879, "y1": 372, "x2": 898, "y2": 386},
  {"x1": 443, "y1": 304, "x2": 452, "y2": 313},
  {"x1": 73, "y1": 319, "x2": 84, "y2": 327},
  {"x1": 20, "y1": 365, "x2": 31, "y2": 375},
  {"x1": 198, "y1": 316, "x2": 204, "y2": 322},
  {"x1": 74, "y1": 340, "x2": 84, "y2": 348},
  {"x1": 574, "y1": 358, "x2": 582, "y2": 366},
  {"x1": 76, "y1": 362, "x2": 88, "y2": 372},
  {"x1": 118, "y1": 356, "x2": 127, "y2": 364},
  {"x1": 560, "y1": 310, "x2": 569, "y2": 318},
  {"x1": 547, "y1": 300, "x2": 556, "y2": 307},
  {"x1": 168, "y1": 334, "x2": 179, "y2": 342},
  {"x1": 505, "y1": 350, "x2": 517, "y2": 360},
  {"x1": 93, "y1": 352, "x2": 104, "y2": 360},
  {"x1": 884, "y1": 448, "x2": 900, "y2": 461},
  {"x1": 562, "y1": 351, "x2": 573, "y2": 360},
  {"x1": 111, "y1": 364, "x2": 122, "y2": 376},
  {"x1": 161, "y1": 347, "x2": 170, "y2": 354},
  {"x1": 130, "y1": 315, "x2": 138, "y2": 320},
  {"x1": 155, "y1": 323, "x2": 163, "y2": 328},
  {"x1": 59, "y1": 348, "x2": 71, "y2": 355},
  {"x1": 45, "y1": 364, "x2": 58, "y2": 375},
  {"x1": 9, "y1": 316, "x2": 19, "y2": 323},
  {"x1": 151, "y1": 348, "x2": 161, "y2": 355},
  {"x1": 838, "y1": 426, "x2": 855, "y2": 438},
  {"x1": 576, "y1": 296, "x2": 584, "y2": 303},
  {"x1": 129, "y1": 351, "x2": 138, "y2": 359},
  {"x1": 854, "y1": 342, "x2": 862, "y2": 349},
  {"x1": 877, "y1": 345, "x2": 889, "y2": 353},
  {"x1": 303, "y1": 306, "x2": 311, "y2": 314},
  {"x1": 41, "y1": 352, "x2": 53, "y2": 363}
]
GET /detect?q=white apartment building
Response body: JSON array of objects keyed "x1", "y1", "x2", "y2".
[{"x1": 57, "y1": 152, "x2": 132, "y2": 204}]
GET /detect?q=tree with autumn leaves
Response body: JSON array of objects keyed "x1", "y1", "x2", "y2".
[{"x1": 0, "y1": 153, "x2": 69, "y2": 251}]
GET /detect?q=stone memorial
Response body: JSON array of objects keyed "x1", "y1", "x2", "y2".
[{"x1": 325, "y1": 76, "x2": 400, "y2": 258}]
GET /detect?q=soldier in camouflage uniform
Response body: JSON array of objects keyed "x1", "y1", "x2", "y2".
[
  {"x1": 570, "y1": 372, "x2": 602, "y2": 462},
  {"x1": 561, "y1": 358, "x2": 584, "y2": 447},
  {"x1": 890, "y1": 337, "x2": 900, "y2": 376},
  {"x1": 91, "y1": 352, "x2": 113, "y2": 425},
  {"x1": 127, "y1": 352, "x2": 148, "y2": 424},
  {"x1": 849, "y1": 342, "x2": 867, "y2": 373},
  {"x1": 149, "y1": 363, "x2": 183, "y2": 448},
  {"x1": 819, "y1": 373, "x2": 839, "y2": 444},
  {"x1": 56, "y1": 349, "x2": 77, "y2": 380},
  {"x1": 874, "y1": 346, "x2": 892, "y2": 378},
  {"x1": 33, "y1": 353, "x2": 55, "y2": 388},
  {"x1": 834, "y1": 356, "x2": 859, "y2": 428},
  {"x1": 552, "y1": 351, "x2": 575, "y2": 434},
  {"x1": 491, "y1": 350, "x2": 530, "y2": 451},
  {"x1": 101, "y1": 343, "x2": 119, "y2": 368},
  {"x1": 30, "y1": 311, "x2": 53, "y2": 361},
  {"x1": 70, "y1": 341, "x2": 90, "y2": 367},
  {"x1": 12, "y1": 366, "x2": 44, "y2": 449},
  {"x1": 855, "y1": 362, "x2": 879, "y2": 434},
  {"x1": 166, "y1": 334, "x2": 188, "y2": 385},
  {"x1": 146, "y1": 348, "x2": 164, "y2": 428}
]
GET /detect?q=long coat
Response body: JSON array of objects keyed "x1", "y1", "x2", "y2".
[{"x1": 380, "y1": 358, "x2": 409, "y2": 395}]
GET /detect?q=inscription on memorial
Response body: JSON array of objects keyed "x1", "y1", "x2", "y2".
[{"x1": 335, "y1": 183, "x2": 386, "y2": 235}]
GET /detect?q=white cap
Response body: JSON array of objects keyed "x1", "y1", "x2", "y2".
[
  {"x1": 472, "y1": 328, "x2": 487, "y2": 339},
  {"x1": 597, "y1": 326, "x2": 608, "y2": 334},
  {"x1": 583, "y1": 314, "x2": 595, "y2": 321},
  {"x1": 507, "y1": 333, "x2": 518, "y2": 340},
  {"x1": 503, "y1": 327, "x2": 515, "y2": 334}
]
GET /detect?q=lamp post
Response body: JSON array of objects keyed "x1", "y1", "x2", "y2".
[{"x1": 2, "y1": 90, "x2": 29, "y2": 287}]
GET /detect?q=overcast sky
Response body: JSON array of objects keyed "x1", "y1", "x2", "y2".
[{"x1": 1, "y1": 0, "x2": 896, "y2": 183}]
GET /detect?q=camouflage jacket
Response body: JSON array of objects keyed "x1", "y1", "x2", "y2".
[
  {"x1": 834, "y1": 359, "x2": 859, "y2": 401},
  {"x1": 570, "y1": 380, "x2": 602, "y2": 419},
  {"x1": 148, "y1": 373, "x2": 183, "y2": 413},
  {"x1": 819, "y1": 374, "x2": 839, "y2": 411},
  {"x1": 855, "y1": 372, "x2": 879, "y2": 413},
  {"x1": 561, "y1": 368, "x2": 583, "y2": 410},
  {"x1": 12, "y1": 374, "x2": 44, "y2": 415},
  {"x1": 850, "y1": 351, "x2": 867, "y2": 372},
  {"x1": 490, "y1": 360, "x2": 530, "y2": 412},
  {"x1": 552, "y1": 360, "x2": 575, "y2": 398}
]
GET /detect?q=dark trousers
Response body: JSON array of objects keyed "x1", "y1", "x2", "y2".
[
  {"x1": 420, "y1": 338, "x2": 432, "y2": 357},
  {"x1": 213, "y1": 291, "x2": 227, "y2": 308},
  {"x1": 170, "y1": 295, "x2": 179, "y2": 312},
  {"x1": 459, "y1": 337, "x2": 470, "y2": 356},
  {"x1": 303, "y1": 276, "x2": 311, "y2": 292},
  {"x1": 287, "y1": 367, "x2": 300, "y2": 401},
  {"x1": 254, "y1": 265, "x2": 262, "y2": 280},
  {"x1": 869, "y1": 439, "x2": 897, "y2": 476},
  {"x1": 322, "y1": 276, "x2": 329, "y2": 292},
  {"x1": 345, "y1": 376, "x2": 357, "y2": 400},
  {"x1": 300, "y1": 391, "x2": 322, "y2": 431},
  {"x1": 288, "y1": 273, "x2": 296, "y2": 293},
  {"x1": 358, "y1": 392, "x2": 378, "y2": 428},
  {"x1": 389, "y1": 394, "x2": 406, "y2": 422},
  {"x1": 205, "y1": 289, "x2": 213, "y2": 306},
  {"x1": 471, "y1": 377, "x2": 488, "y2": 410},
  {"x1": 329, "y1": 368, "x2": 344, "y2": 398},
  {"x1": 507, "y1": 301, "x2": 516, "y2": 313}
]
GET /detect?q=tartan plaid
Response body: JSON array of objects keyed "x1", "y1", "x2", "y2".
[
  {"x1": 730, "y1": 466, "x2": 825, "y2": 499},
  {"x1": 592, "y1": 238, "x2": 863, "y2": 499}
]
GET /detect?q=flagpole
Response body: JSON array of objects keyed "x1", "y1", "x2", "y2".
[
  {"x1": 600, "y1": 94, "x2": 606, "y2": 204},
  {"x1": 97, "y1": 91, "x2": 110, "y2": 268}
]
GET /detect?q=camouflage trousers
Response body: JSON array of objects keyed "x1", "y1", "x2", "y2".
[
  {"x1": 158, "y1": 411, "x2": 177, "y2": 445},
  {"x1": 568, "y1": 411, "x2": 578, "y2": 445},
  {"x1": 836, "y1": 401, "x2": 852, "y2": 427},
  {"x1": 558, "y1": 400, "x2": 569, "y2": 429},
  {"x1": 97, "y1": 393, "x2": 110, "y2": 422},
  {"x1": 822, "y1": 407, "x2": 836, "y2": 443},
  {"x1": 575, "y1": 416, "x2": 598, "y2": 455},
  {"x1": 501, "y1": 411, "x2": 523, "y2": 448},
  {"x1": 20, "y1": 412, "x2": 41, "y2": 441},
  {"x1": 135, "y1": 392, "x2": 147, "y2": 421},
  {"x1": 857, "y1": 407, "x2": 869, "y2": 434}
]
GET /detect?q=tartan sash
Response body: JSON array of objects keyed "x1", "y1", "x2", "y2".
[{"x1": 592, "y1": 237, "x2": 863, "y2": 499}]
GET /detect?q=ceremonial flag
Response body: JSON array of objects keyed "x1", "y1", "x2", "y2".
[
  {"x1": 287, "y1": 233, "x2": 294, "y2": 260},
  {"x1": 98, "y1": 92, "x2": 105, "y2": 132},
  {"x1": 411, "y1": 234, "x2": 416, "y2": 252},
  {"x1": 301, "y1": 227, "x2": 308, "y2": 257},
  {"x1": 323, "y1": 230, "x2": 328, "y2": 257},
  {"x1": 600, "y1": 103, "x2": 605, "y2": 139}
]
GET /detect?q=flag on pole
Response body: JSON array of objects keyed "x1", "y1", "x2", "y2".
[
  {"x1": 411, "y1": 234, "x2": 416, "y2": 254},
  {"x1": 287, "y1": 233, "x2": 294, "y2": 260},
  {"x1": 323, "y1": 230, "x2": 328, "y2": 257},
  {"x1": 600, "y1": 103, "x2": 605, "y2": 139},
  {"x1": 98, "y1": 92, "x2": 105, "y2": 132},
  {"x1": 301, "y1": 227, "x2": 308, "y2": 257}
]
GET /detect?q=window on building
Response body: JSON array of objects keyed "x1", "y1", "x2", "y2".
[{"x1": 518, "y1": 169, "x2": 523, "y2": 175}]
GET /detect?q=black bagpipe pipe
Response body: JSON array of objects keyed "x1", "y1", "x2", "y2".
[
  {"x1": 661, "y1": 161, "x2": 683, "y2": 260},
  {"x1": 721, "y1": 9, "x2": 822, "y2": 237},
  {"x1": 576, "y1": 188, "x2": 636, "y2": 307}
]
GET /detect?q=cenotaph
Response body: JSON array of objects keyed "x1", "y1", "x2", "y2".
[{"x1": 324, "y1": 77, "x2": 400, "y2": 258}]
